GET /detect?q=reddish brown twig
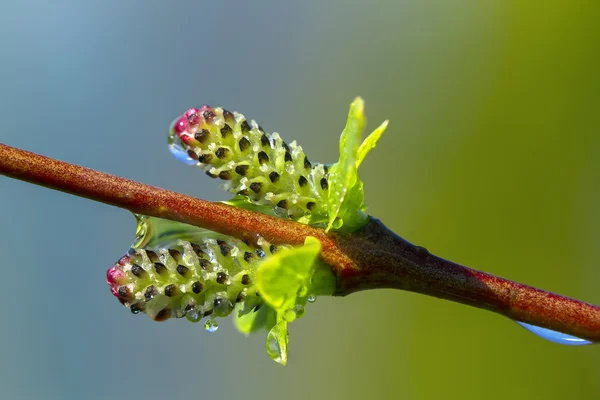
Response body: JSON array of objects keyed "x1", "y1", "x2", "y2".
[{"x1": 1, "y1": 142, "x2": 599, "y2": 342}]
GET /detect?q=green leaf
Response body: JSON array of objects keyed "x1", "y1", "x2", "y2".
[
  {"x1": 326, "y1": 97, "x2": 365, "y2": 231},
  {"x1": 233, "y1": 303, "x2": 277, "y2": 335},
  {"x1": 357, "y1": 120, "x2": 389, "y2": 168},
  {"x1": 256, "y1": 237, "x2": 323, "y2": 311},
  {"x1": 326, "y1": 98, "x2": 387, "y2": 232}
]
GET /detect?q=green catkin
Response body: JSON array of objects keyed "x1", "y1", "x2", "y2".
[
  {"x1": 107, "y1": 236, "x2": 289, "y2": 322},
  {"x1": 170, "y1": 106, "x2": 330, "y2": 221}
]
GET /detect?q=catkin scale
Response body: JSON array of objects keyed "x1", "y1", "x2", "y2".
[{"x1": 170, "y1": 106, "x2": 330, "y2": 219}]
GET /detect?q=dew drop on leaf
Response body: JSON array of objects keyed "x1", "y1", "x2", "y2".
[
  {"x1": 283, "y1": 309, "x2": 297, "y2": 323},
  {"x1": 307, "y1": 294, "x2": 317, "y2": 303},
  {"x1": 266, "y1": 321, "x2": 288, "y2": 365},
  {"x1": 293, "y1": 304, "x2": 305, "y2": 318},
  {"x1": 168, "y1": 142, "x2": 198, "y2": 166},
  {"x1": 204, "y1": 319, "x2": 219, "y2": 333},
  {"x1": 186, "y1": 309, "x2": 201, "y2": 323}
]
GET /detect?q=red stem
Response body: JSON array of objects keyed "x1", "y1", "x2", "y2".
[{"x1": 1, "y1": 142, "x2": 599, "y2": 342}]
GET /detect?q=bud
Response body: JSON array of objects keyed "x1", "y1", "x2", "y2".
[
  {"x1": 107, "y1": 238, "x2": 286, "y2": 322},
  {"x1": 169, "y1": 105, "x2": 330, "y2": 221}
]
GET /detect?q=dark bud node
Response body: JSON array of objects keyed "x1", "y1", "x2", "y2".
[
  {"x1": 169, "y1": 249, "x2": 182, "y2": 262},
  {"x1": 131, "y1": 264, "x2": 145, "y2": 278},
  {"x1": 215, "y1": 147, "x2": 229, "y2": 159},
  {"x1": 257, "y1": 151, "x2": 269, "y2": 165},
  {"x1": 216, "y1": 272, "x2": 228, "y2": 284},
  {"x1": 130, "y1": 303, "x2": 143, "y2": 314},
  {"x1": 145, "y1": 285, "x2": 158, "y2": 301},
  {"x1": 176, "y1": 265, "x2": 190, "y2": 277},
  {"x1": 154, "y1": 308, "x2": 171, "y2": 322},
  {"x1": 304, "y1": 156, "x2": 311, "y2": 169},
  {"x1": 239, "y1": 137, "x2": 251, "y2": 152},
  {"x1": 217, "y1": 240, "x2": 231, "y2": 256},
  {"x1": 194, "y1": 129, "x2": 210, "y2": 143},
  {"x1": 240, "y1": 120, "x2": 251, "y2": 133},
  {"x1": 191, "y1": 281, "x2": 203, "y2": 294},
  {"x1": 250, "y1": 182, "x2": 263, "y2": 193},
  {"x1": 145, "y1": 250, "x2": 159, "y2": 262},
  {"x1": 260, "y1": 133, "x2": 270, "y2": 147},
  {"x1": 202, "y1": 110, "x2": 216, "y2": 121},
  {"x1": 117, "y1": 286, "x2": 130, "y2": 298},
  {"x1": 218, "y1": 170, "x2": 232, "y2": 180},
  {"x1": 186, "y1": 150, "x2": 198, "y2": 160},
  {"x1": 191, "y1": 243, "x2": 205, "y2": 257},
  {"x1": 220, "y1": 124, "x2": 232, "y2": 137},
  {"x1": 235, "y1": 164, "x2": 249, "y2": 176},
  {"x1": 164, "y1": 284, "x2": 178, "y2": 297},
  {"x1": 198, "y1": 153, "x2": 213, "y2": 164},
  {"x1": 222, "y1": 109, "x2": 234, "y2": 121},
  {"x1": 154, "y1": 262, "x2": 166, "y2": 275},
  {"x1": 241, "y1": 274, "x2": 251, "y2": 285},
  {"x1": 236, "y1": 292, "x2": 246, "y2": 303},
  {"x1": 269, "y1": 171, "x2": 280, "y2": 183}
]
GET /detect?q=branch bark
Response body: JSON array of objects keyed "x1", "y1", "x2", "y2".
[{"x1": 1, "y1": 142, "x2": 599, "y2": 342}]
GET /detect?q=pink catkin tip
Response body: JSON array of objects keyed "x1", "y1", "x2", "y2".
[
  {"x1": 185, "y1": 108, "x2": 202, "y2": 125},
  {"x1": 184, "y1": 108, "x2": 200, "y2": 118},
  {"x1": 106, "y1": 267, "x2": 125, "y2": 286},
  {"x1": 173, "y1": 116, "x2": 189, "y2": 135}
]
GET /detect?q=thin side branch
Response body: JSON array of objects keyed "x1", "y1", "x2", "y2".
[{"x1": 1, "y1": 142, "x2": 599, "y2": 342}]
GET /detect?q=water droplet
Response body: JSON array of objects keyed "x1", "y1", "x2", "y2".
[
  {"x1": 283, "y1": 309, "x2": 296, "y2": 322},
  {"x1": 293, "y1": 304, "x2": 305, "y2": 318},
  {"x1": 516, "y1": 321, "x2": 593, "y2": 346},
  {"x1": 266, "y1": 322, "x2": 288, "y2": 365},
  {"x1": 204, "y1": 319, "x2": 219, "y2": 333},
  {"x1": 168, "y1": 142, "x2": 197, "y2": 166},
  {"x1": 307, "y1": 294, "x2": 316, "y2": 303},
  {"x1": 186, "y1": 309, "x2": 201, "y2": 323}
]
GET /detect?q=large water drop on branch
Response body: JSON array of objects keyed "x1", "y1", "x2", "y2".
[{"x1": 516, "y1": 321, "x2": 593, "y2": 346}]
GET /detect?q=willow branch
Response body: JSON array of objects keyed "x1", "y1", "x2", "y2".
[{"x1": 1, "y1": 142, "x2": 599, "y2": 342}]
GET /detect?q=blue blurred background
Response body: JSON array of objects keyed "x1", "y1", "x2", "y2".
[{"x1": 1, "y1": 1, "x2": 598, "y2": 399}]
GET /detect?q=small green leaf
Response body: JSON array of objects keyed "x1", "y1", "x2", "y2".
[
  {"x1": 326, "y1": 98, "x2": 388, "y2": 232},
  {"x1": 357, "y1": 120, "x2": 388, "y2": 168},
  {"x1": 326, "y1": 97, "x2": 365, "y2": 231},
  {"x1": 256, "y1": 237, "x2": 322, "y2": 311},
  {"x1": 234, "y1": 303, "x2": 277, "y2": 335}
]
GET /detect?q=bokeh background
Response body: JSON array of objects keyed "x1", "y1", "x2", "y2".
[{"x1": 1, "y1": 1, "x2": 598, "y2": 399}]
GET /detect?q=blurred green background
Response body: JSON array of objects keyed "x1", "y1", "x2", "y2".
[{"x1": 1, "y1": 1, "x2": 598, "y2": 399}]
